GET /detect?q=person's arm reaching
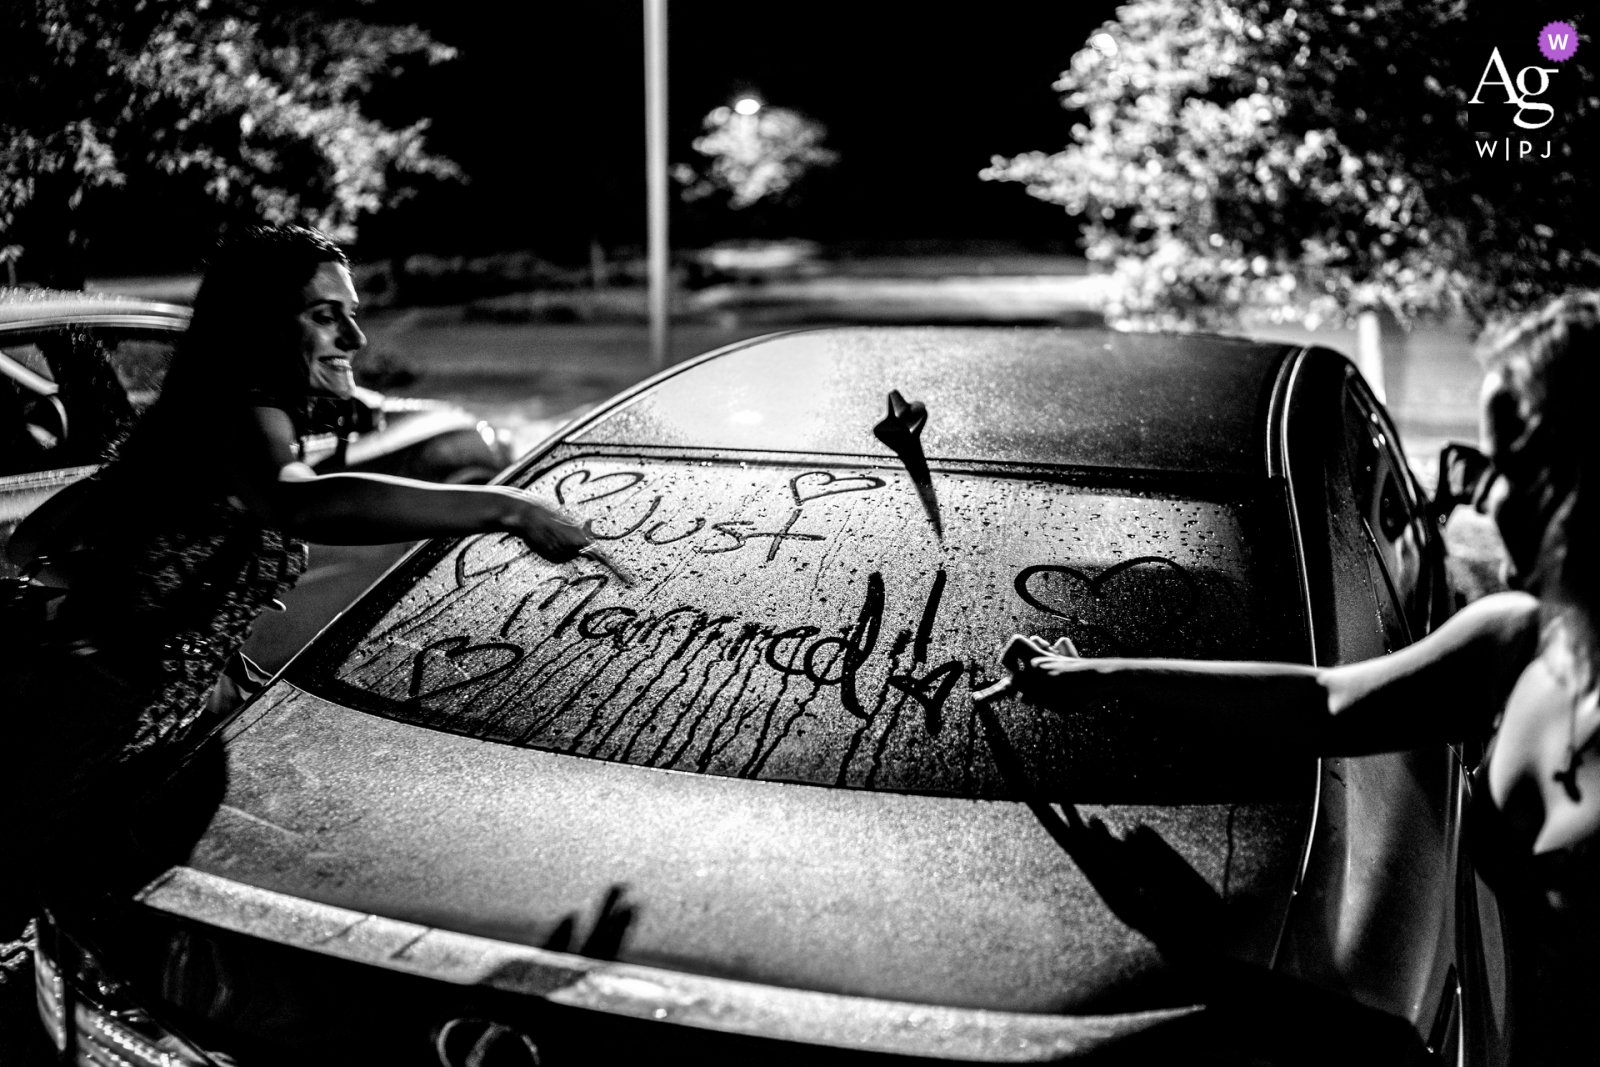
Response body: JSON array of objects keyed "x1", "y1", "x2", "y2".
[
  {"x1": 227, "y1": 405, "x2": 590, "y2": 559},
  {"x1": 991, "y1": 591, "x2": 1542, "y2": 757}
]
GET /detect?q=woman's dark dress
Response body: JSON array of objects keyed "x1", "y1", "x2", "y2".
[{"x1": 7, "y1": 462, "x2": 306, "y2": 833}]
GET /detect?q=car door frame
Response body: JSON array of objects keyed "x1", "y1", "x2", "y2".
[{"x1": 1268, "y1": 345, "x2": 1495, "y2": 1059}]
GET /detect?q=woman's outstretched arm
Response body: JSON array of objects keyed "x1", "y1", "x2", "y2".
[
  {"x1": 991, "y1": 591, "x2": 1542, "y2": 757},
  {"x1": 226, "y1": 405, "x2": 590, "y2": 559}
]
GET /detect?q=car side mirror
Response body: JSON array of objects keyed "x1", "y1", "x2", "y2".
[{"x1": 1430, "y1": 442, "x2": 1492, "y2": 522}]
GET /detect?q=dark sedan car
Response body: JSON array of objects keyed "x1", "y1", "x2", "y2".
[{"x1": 35, "y1": 328, "x2": 1506, "y2": 1065}]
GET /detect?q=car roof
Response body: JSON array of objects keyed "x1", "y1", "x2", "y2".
[
  {"x1": 572, "y1": 327, "x2": 1296, "y2": 477},
  {"x1": 0, "y1": 288, "x2": 190, "y2": 331}
]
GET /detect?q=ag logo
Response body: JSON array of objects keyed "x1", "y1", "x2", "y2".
[
  {"x1": 1468, "y1": 20, "x2": 1579, "y2": 160},
  {"x1": 1469, "y1": 47, "x2": 1559, "y2": 129},
  {"x1": 434, "y1": 1017, "x2": 542, "y2": 1067}
]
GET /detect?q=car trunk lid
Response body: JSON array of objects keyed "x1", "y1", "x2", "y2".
[{"x1": 158, "y1": 683, "x2": 1309, "y2": 1015}]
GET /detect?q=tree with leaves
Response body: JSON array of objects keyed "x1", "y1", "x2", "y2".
[
  {"x1": 0, "y1": 0, "x2": 460, "y2": 287},
  {"x1": 676, "y1": 100, "x2": 837, "y2": 236},
  {"x1": 983, "y1": 1, "x2": 1597, "y2": 329}
]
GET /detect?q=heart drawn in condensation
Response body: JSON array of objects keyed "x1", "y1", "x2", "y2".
[
  {"x1": 408, "y1": 635, "x2": 524, "y2": 705},
  {"x1": 790, "y1": 470, "x2": 887, "y2": 507},
  {"x1": 454, "y1": 533, "x2": 529, "y2": 587},
  {"x1": 1014, "y1": 556, "x2": 1200, "y2": 657},
  {"x1": 555, "y1": 469, "x2": 645, "y2": 507}
]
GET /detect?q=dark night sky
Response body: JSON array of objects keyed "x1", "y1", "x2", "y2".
[
  {"x1": 81, "y1": 2, "x2": 1121, "y2": 272},
  {"x1": 350, "y1": 2, "x2": 1123, "y2": 262},
  {"x1": 79, "y1": 1, "x2": 1595, "y2": 273}
]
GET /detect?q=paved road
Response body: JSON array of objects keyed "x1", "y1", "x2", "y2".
[{"x1": 361, "y1": 314, "x2": 773, "y2": 452}]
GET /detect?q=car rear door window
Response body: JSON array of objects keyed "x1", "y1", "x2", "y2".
[
  {"x1": 0, "y1": 326, "x2": 176, "y2": 475},
  {"x1": 106, "y1": 334, "x2": 176, "y2": 413},
  {"x1": 299, "y1": 449, "x2": 1306, "y2": 801}
]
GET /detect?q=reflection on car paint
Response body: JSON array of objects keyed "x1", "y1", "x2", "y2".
[{"x1": 332, "y1": 456, "x2": 1286, "y2": 798}]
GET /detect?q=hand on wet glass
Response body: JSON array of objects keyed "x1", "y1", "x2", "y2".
[
  {"x1": 510, "y1": 494, "x2": 592, "y2": 563},
  {"x1": 974, "y1": 633, "x2": 1081, "y2": 703},
  {"x1": 1008, "y1": 633, "x2": 1082, "y2": 675}
]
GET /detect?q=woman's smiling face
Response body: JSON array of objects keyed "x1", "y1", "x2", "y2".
[{"x1": 297, "y1": 261, "x2": 365, "y2": 398}]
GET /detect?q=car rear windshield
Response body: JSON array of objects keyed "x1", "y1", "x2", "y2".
[{"x1": 295, "y1": 448, "x2": 1308, "y2": 801}]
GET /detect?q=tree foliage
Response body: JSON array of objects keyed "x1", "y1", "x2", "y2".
[
  {"x1": 982, "y1": 1, "x2": 1598, "y2": 328},
  {"x1": 677, "y1": 103, "x2": 838, "y2": 211},
  {"x1": 0, "y1": 0, "x2": 460, "y2": 284}
]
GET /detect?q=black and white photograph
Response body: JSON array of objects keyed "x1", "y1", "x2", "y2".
[{"x1": 2, "y1": 2, "x2": 1598, "y2": 1063}]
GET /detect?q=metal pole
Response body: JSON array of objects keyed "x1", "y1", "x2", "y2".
[
  {"x1": 644, "y1": 0, "x2": 669, "y2": 367},
  {"x1": 1356, "y1": 308, "x2": 1385, "y2": 402}
]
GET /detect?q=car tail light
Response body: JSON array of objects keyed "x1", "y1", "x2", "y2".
[{"x1": 34, "y1": 920, "x2": 223, "y2": 1067}]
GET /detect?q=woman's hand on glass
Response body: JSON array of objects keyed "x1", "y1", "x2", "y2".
[
  {"x1": 1004, "y1": 633, "x2": 1081, "y2": 685},
  {"x1": 510, "y1": 495, "x2": 592, "y2": 562},
  {"x1": 976, "y1": 633, "x2": 1081, "y2": 703}
]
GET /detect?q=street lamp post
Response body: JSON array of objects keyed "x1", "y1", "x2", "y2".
[
  {"x1": 1356, "y1": 308, "x2": 1386, "y2": 403},
  {"x1": 644, "y1": 0, "x2": 669, "y2": 368}
]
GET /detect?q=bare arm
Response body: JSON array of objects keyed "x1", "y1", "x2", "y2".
[
  {"x1": 993, "y1": 591, "x2": 1541, "y2": 757},
  {"x1": 229, "y1": 405, "x2": 589, "y2": 559}
]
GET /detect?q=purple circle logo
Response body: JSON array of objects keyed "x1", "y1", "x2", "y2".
[{"x1": 1539, "y1": 20, "x2": 1579, "y2": 62}]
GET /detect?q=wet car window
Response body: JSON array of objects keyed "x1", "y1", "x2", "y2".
[
  {"x1": 0, "y1": 342, "x2": 51, "y2": 380},
  {"x1": 1342, "y1": 385, "x2": 1428, "y2": 644},
  {"x1": 0, "y1": 327, "x2": 175, "y2": 475},
  {"x1": 1, "y1": 341, "x2": 65, "y2": 474},
  {"x1": 300, "y1": 450, "x2": 1306, "y2": 801},
  {"x1": 107, "y1": 335, "x2": 176, "y2": 412}
]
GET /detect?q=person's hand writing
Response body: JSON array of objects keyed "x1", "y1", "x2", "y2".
[
  {"x1": 510, "y1": 496, "x2": 591, "y2": 562},
  {"x1": 1013, "y1": 633, "x2": 1082, "y2": 674},
  {"x1": 975, "y1": 633, "x2": 1082, "y2": 703}
]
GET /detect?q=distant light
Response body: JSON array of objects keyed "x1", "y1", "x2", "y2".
[
  {"x1": 734, "y1": 97, "x2": 762, "y2": 116},
  {"x1": 1090, "y1": 33, "x2": 1118, "y2": 57}
]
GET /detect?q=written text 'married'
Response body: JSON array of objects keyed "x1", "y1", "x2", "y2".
[{"x1": 329, "y1": 455, "x2": 1288, "y2": 800}]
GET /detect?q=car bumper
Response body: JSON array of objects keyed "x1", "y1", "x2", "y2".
[{"x1": 38, "y1": 868, "x2": 1198, "y2": 1065}]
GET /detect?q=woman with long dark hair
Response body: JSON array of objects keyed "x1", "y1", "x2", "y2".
[{"x1": 4, "y1": 224, "x2": 589, "y2": 838}]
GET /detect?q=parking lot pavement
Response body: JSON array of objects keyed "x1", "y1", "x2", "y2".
[{"x1": 362, "y1": 313, "x2": 772, "y2": 414}]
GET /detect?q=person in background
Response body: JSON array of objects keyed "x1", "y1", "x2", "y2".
[
  {"x1": 983, "y1": 292, "x2": 1600, "y2": 1064},
  {"x1": 991, "y1": 290, "x2": 1600, "y2": 870}
]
